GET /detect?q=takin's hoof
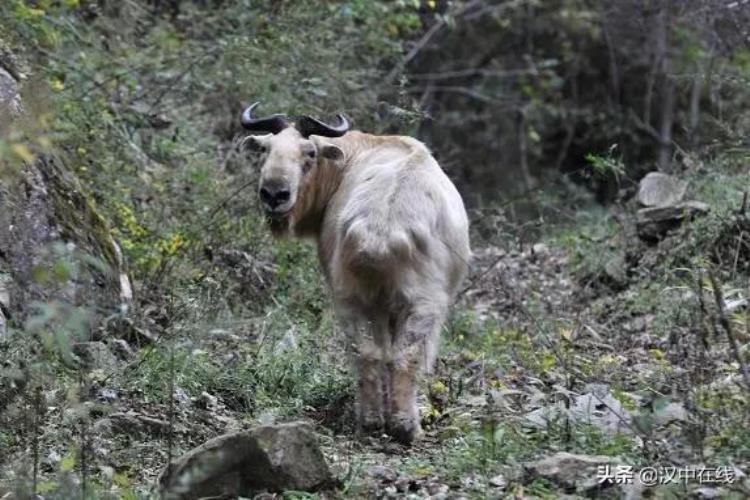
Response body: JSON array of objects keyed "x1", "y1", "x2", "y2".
[
  {"x1": 358, "y1": 417, "x2": 385, "y2": 437},
  {"x1": 386, "y1": 420, "x2": 421, "y2": 445}
]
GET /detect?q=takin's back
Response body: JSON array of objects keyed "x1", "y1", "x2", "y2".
[{"x1": 322, "y1": 133, "x2": 470, "y2": 300}]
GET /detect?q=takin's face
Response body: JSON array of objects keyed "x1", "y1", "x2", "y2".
[{"x1": 245, "y1": 127, "x2": 343, "y2": 235}]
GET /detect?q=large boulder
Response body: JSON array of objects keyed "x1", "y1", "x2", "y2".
[
  {"x1": 636, "y1": 201, "x2": 710, "y2": 241},
  {"x1": 637, "y1": 172, "x2": 687, "y2": 207},
  {"x1": 159, "y1": 422, "x2": 334, "y2": 499},
  {"x1": 634, "y1": 172, "x2": 709, "y2": 241},
  {"x1": 0, "y1": 155, "x2": 133, "y2": 321}
]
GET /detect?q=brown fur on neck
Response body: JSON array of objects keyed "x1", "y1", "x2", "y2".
[
  {"x1": 289, "y1": 153, "x2": 347, "y2": 237},
  {"x1": 265, "y1": 131, "x2": 395, "y2": 238}
]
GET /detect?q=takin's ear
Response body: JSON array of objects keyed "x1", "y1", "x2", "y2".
[
  {"x1": 314, "y1": 140, "x2": 344, "y2": 161},
  {"x1": 241, "y1": 134, "x2": 271, "y2": 152}
]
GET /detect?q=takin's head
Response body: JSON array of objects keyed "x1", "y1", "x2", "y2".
[{"x1": 241, "y1": 102, "x2": 349, "y2": 235}]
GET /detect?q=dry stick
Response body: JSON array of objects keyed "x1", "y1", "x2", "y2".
[
  {"x1": 457, "y1": 252, "x2": 505, "y2": 298},
  {"x1": 708, "y1": 270, "x2": 750, "y2": 390},
  {"x1": 696, "y1": 271, "x2": 711, "y2": 350}
]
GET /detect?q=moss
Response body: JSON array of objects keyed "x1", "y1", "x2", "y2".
[{"x1": 36, "y1": 154, "x2": 123, "y2": 274}]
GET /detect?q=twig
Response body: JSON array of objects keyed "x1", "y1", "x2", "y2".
[
  {"x1": 708, "y1": 270, "x2": 750, "y2": 390},
  {"x1": 408, "y1": 85, "x2": 511, "y2": 104},
  {"x1": 695, "y1": 270, "x2": 712, "y2": 350},
  {"x1": 408, "y1": 67, "x2": 544, "y2": 81},
  {"x1": 383, "y1": 0, "x2": 484, "y2": 86},
  {"x1": 199, "y1": 175, "x2": 259, "y2": 232},
  {"x1": 142, "y1": 46, "x2": 222, "y2": 109},
  {"x1": 458, "y1": 252, "x2": 505, "y2": 297}
]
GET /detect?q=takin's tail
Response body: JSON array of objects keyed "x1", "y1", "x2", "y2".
[{"x1": 340, "y1": 217, "x2": 418, "y2": 271}]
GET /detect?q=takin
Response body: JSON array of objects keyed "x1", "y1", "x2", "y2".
[{"x1": 241, "y1": 103, "x2": 471, "y2": 444}]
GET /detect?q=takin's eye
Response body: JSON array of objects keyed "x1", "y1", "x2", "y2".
[{"x1": 305, "y1": 149, "x2": 316, "y2": 159}]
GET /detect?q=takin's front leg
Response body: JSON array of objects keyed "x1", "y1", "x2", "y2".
[{"x1": 387, "y1": 305, "x2": 444, "y2": 445}]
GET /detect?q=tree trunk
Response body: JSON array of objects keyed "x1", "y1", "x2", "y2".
[{"x1": 656, "y1": 3, "x2": 674, "y2": 172}]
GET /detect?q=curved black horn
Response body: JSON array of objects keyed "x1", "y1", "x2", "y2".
[
  {"x1": 240, "y1": 102, "x2": 289, "y2": 134},
  {"x1": 298, "y1": 113, "x2": 350, "y2": 138}
]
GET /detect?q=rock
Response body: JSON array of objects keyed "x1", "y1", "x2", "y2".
[
  {"x1": 73, "y1": 342, "x2": 118, "y2": 372},
  {"x1": 95, "y1": 387, "x2": 118, "y2": 403},
  {"x1": 524, "y1": 452, "x2": 618, "y2": 493},
  {"x1": 1, "y1": 42, "x2": 132, "y2": 337},
  {"x1": 195, "y1": 391, "x2": 219, "y2": 410},
  {"x1": 524, "y1": 390, "x2": 634, "y2": 436},
  {"x1": 637, "y1": 172, "x2": 687, "y2": 207},
  {"x1": 636, "y1": 201, "x2": 709, "y2": 241},
  {"x1": 603, "y1": 251, "x2": 628, "y2": 288},
  {"x1": 653, "y1": 401, "x2": 688, "y2": 426},
  {"x1": 365, "y1": 465, "x2": 397, "y2": 483},
  {"x1": 159, "y1": 422, "x2": 333, "y2": 499},
  {"x1": 488, "y1": 474, "x2": 507, "y2": 488},
  {"x1": 173, "y1": 387, "x2": 191, "y2": 406},
  {"x1": 0, "y1": 64, "x2": 22, "y2": 119},
  {"x1": 111, "y1": 338, "x2": 135, "y2": 360},
  {"x1": 693, "y1": 486, "x2": 725, "y2": 499},
  {"x1": 531, "y1": 243, "x2": 549, "y2": 258}
]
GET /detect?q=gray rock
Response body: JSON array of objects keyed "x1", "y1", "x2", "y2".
[
  {"x1": 637, "y1": 172, "x2": 687, "y2": 207},
  {"x1": 0, "y1": 65, "x2": 22, "y2": 119},
  {"x1": 159, "y1": 422, "x2": 333, "y2": 499},
  {"x1": 195, "y1": 391, "x2": 219, "y2": 410},
  {"x1": 73, "y1": 341, "x2": 118, "y2": 372},
  {"x1": 488, "y1": 474, "x2": 507, "y2": 488},
  {"x1": 524, "y1": 452, "x2": 618, "y2": 493},
  {"x1": 653, "y1": 401, "x2": 688, "y2": 426},
  {"x1": 524, "y1": 390, "x2": 634, "y2": 436},
  {"x1": 603, "y1": 252, "x2": 628, "y2": 287},
  {"x1": 111, "y1": 338, "x2": 135, "y2": 360},
  {"x1": 1, "y1": 43, "x2": 132, "y2": 337},
  {"x1": 365, "y1": 465, "x2": 397, "y2": 483},
  {"x1": 636, "y1": 201, "x2": 709, "y2": 241}
]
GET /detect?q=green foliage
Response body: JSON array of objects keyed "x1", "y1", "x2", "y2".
[{"x1": 585, "y1": 145, "x2": 626, "y2": 182}]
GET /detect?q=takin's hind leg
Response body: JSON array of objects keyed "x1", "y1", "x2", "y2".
[
  {"x1": 387, "y1": 304, "x2": 445, "y2": 445},
  {"x1": 355, "y1": 335, "x2": 386, "y2": 435},
  {"x1": 341, "y1": 306, "x2": 389, "y2": 436}
]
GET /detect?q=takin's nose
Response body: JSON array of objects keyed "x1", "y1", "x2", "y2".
[{"x1": 259, "y1": 181, "x2": 291, "y2": 210}]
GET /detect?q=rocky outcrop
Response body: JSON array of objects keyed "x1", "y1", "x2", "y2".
[
  {"x1": 0, "y1": 39, "x2": 24, "y2": 121},
  {"x1": 159, "y1": 422, "x2": 333, "y2": 499},
  {"x1": 636, "y1": 201, "x2": 710, "y2": 241},
  {"x1": 635, "y1": 172, "x2": 708, "y2": 241},
  {"x1": 0, "y1": 40, "x2": 132, "y2": 331}
]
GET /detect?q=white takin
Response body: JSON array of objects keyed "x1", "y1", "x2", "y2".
[{"x1": 241, "y1": 103, "x2": 470, "y2": 444}]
